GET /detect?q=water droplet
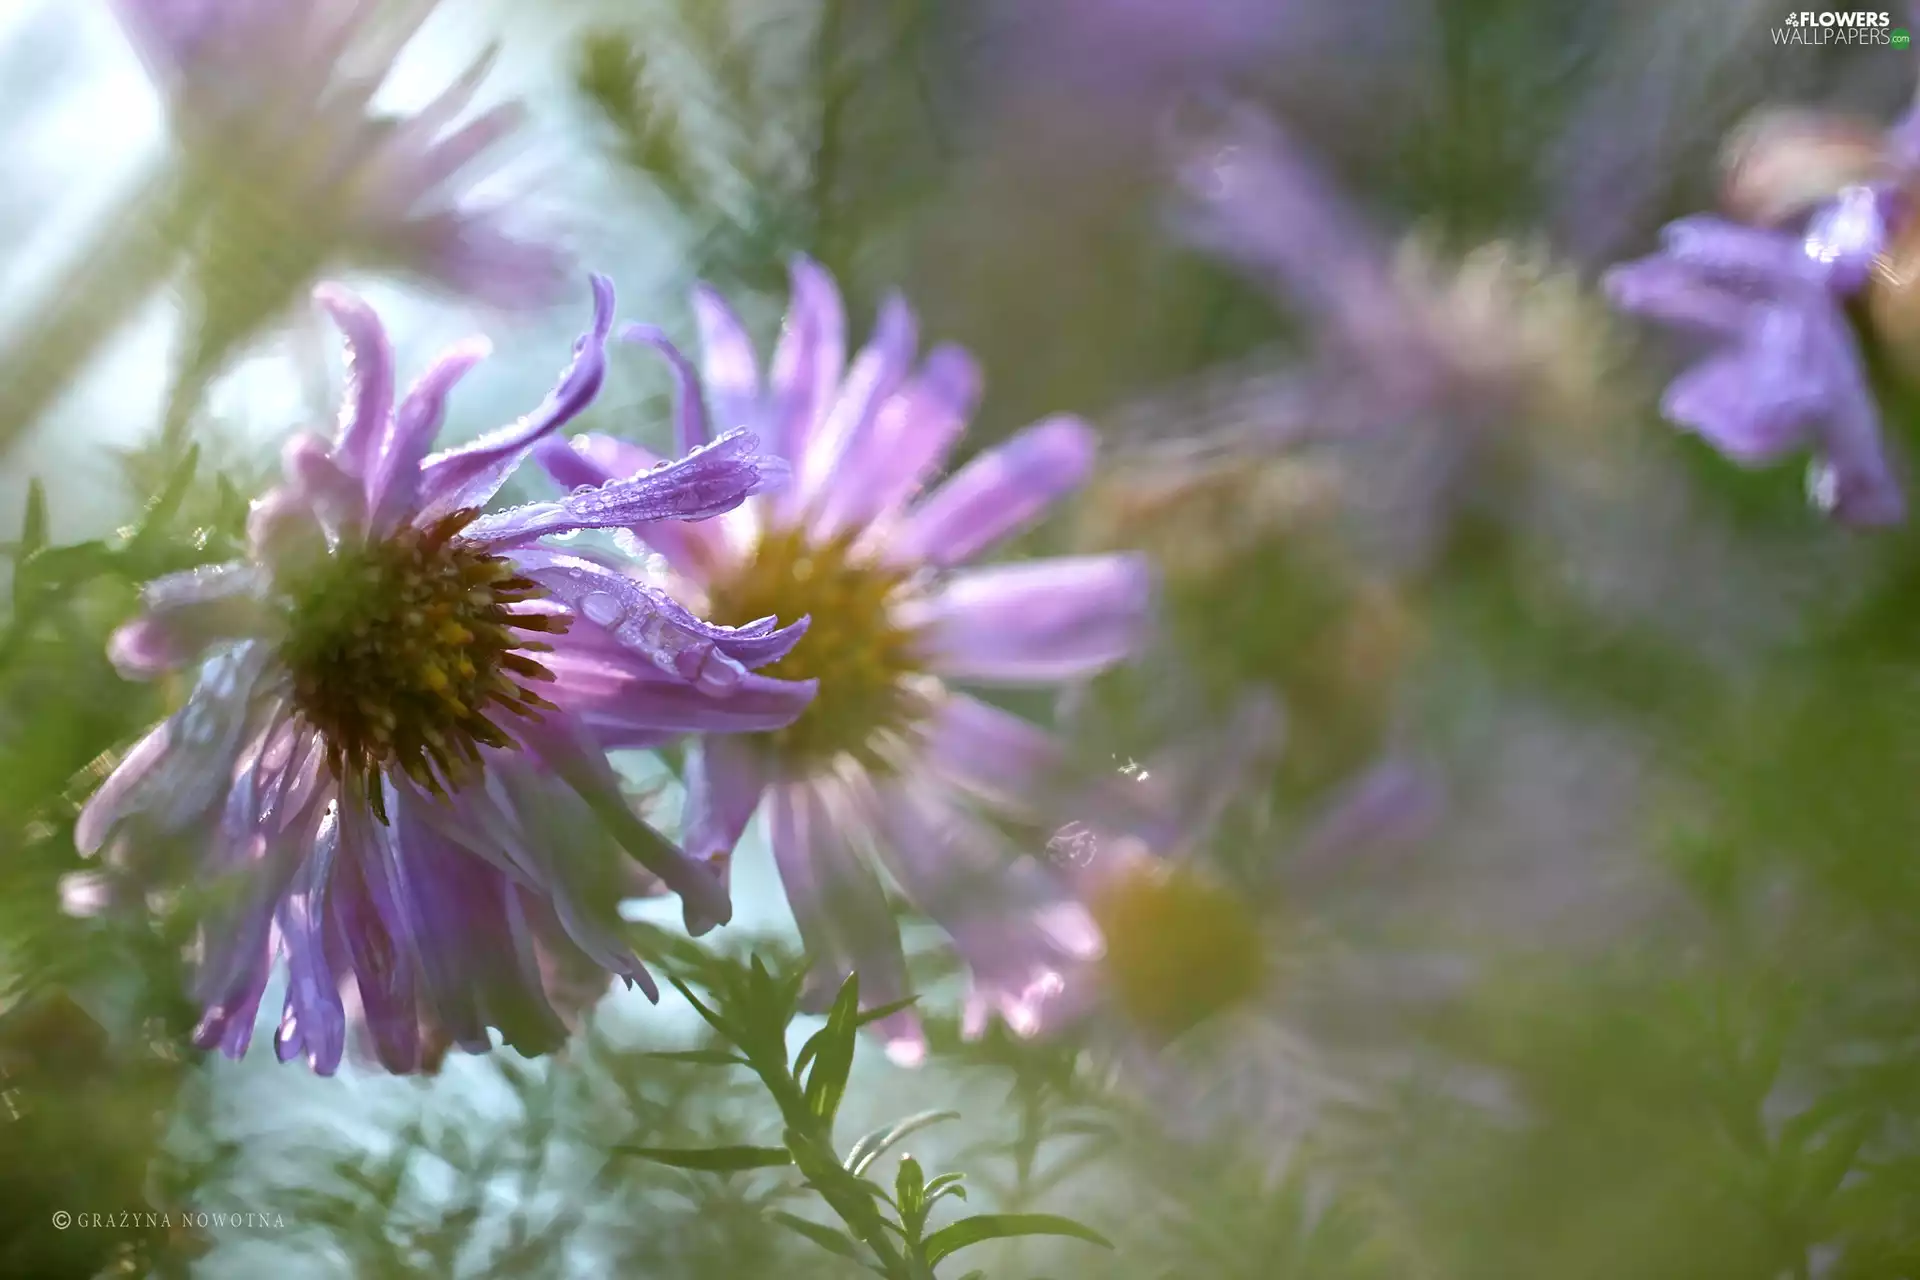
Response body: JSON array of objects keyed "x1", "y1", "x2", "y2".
[{"x1": 580, "y1": 592, "x2": 626, "y2": 627}]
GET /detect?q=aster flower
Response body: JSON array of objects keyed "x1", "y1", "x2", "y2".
[
  {"x1": 1605, "y1": 97, "x2": 1920, "y2": 526},
  {"x1": 114, "y1": 0, "x2": 563, "y2": 307},
  {"x1": 74, "y1": 275, "x2": 810, "y2": 1076},
  {"x1": 108, "y1": 0, "x2": 567, "y2": 448},
  {"x1": 536, "y1": 260, "x2": 1154, "y2": 1064},
  {"x1": 1174, "y1": 107, "x2": 1632, "y2": 572}
]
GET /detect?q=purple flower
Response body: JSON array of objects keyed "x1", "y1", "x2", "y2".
[
  {"x1": 112, "y1": 0, "x2": 564, "y2": 308},
  {"x1": 535, "y1": 260, "x2": 1154, "y2": 1064},
  {"x1": 74, "y1": 275, "x2": 809, "y2": 1076},
  {"x1": 1604, "y1": 96, "x2": 1920, "y2": 527},
  {"x1": 1606, "y1": 216, "x2": 1905, "y2": 525},
  {"x1": 1173, "y1": 108, "x2": 1631, "y2": 569}
]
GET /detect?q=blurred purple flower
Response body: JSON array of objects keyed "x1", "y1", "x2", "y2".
[
  {"x1": 1606, "y1": 215, "x2": 1905, "y2": 525},
  {"x1": 1173, "y1": 107, "x2": 1630, "y2": 569},
  {"x1": 536, "y1": 260, "x2": 1154, "y2": 1064},
  {"x1": 1602, "y1": 92, "x2": 1920, "y2": 527},
  {"x1": 72, "y1": 276, "x2": 808, "y2": 1076},
  {"x1": 111, "y1": 0, "x2": 565, "y2": 308}
]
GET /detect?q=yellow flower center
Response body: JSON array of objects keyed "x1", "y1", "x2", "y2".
[
  {"x1": 1086, "y1": 858, "x2": 1267, "y2": 1041},
  {"x1": 702, "y1": 524, "x2": 926, "y2": 773},
  {"x1": 279, "y1": 508, "x2": 567, "y2": 817}
]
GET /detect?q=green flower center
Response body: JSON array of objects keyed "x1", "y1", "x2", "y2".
[
  {"x1": 279, "y1": 508, "x2": 567, "y2": 817},
  {"x1": 1086, "y1": 859, "x2": 1267, "y2": 1041},
  {"x1": 702, "y1": 525, "x2": 926, "y2": 773}
]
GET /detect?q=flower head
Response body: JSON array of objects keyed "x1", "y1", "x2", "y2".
[
  {"x1": 536, "y1": 261, "x2": 1154, "y2": 1063},
  {"x1": 1605, "y1": 95, "x2": 1920, "y2": 526},
  {"x1": 113, "y1": 0, "x2": 564, "y2": 311},
  {"x1": 76, "y1": 275, "x2": 806, "y2": 1075},
  {"x1": 1175, "y1": 107, "x2": 1631, "y2": 569}
]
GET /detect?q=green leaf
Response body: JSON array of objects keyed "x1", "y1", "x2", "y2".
[
  {"x1": 923, "y1": 1214, "x2": 1115, "y2": 1266},
  {"x1": 924, "y1": 1172, "x2": 967, "y2": 1206},
  {"x1": 794, "y1": 1024, "x2": 829, "y2": 1077},
  {"x1": 803, "y1": 972, "x2": 861, "y2": 1125},
  {"x1": 855, "y1": 995, "x2": 920, "y2": 1028},
  {"x1": 133, "y1": 445, "x2": 199, "y2": 545},
  {"x1": 663, "y1": 973, "x2": 742, "y2": 1045},
  {"x1": 642, "y1": 1049, "x2": 750, "y2": 1068},
  {"x1": 847, "y1": 1110, "x2": 963, "y2": 1177},
  {"x1": 894, "y1": 1154, "x2": 926, "y2": 1220},
  {"x1": 18, "y1": 479, "x2": 47, "y2": 559},
  {"x1": 614, "y1": 1145, "x2": 792, "y2": 1172},
  {"x1": 769, "y1": 1211, "x2": 871, "y2": 1265}
]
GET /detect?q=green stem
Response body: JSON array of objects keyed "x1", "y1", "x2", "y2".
[
  {"x1": 0, "y1": 161, "x2": 196, "y2": 464},
  {"x1": 762, "y1": 1068, "x2": 931, "y2": 1278}
]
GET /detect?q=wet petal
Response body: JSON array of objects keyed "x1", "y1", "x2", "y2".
[
  {"x1": 514, "y1": 549, "x2": 805, "y2": 691},
  {"x1": 682, "y1": 736, "x2": 768, "y2": 892},
  {"x1": 906, "y1": 555, "x2": 1153, "y2": 685},
  {"x1": 620, "y1": 324, "x2": 712, "y2": 454},
  {"x1": 469, "y1": 429, "x2": 784, "y2": 550},
  {"x1": 313, "y1": 283, "x2": 397, "y2": 480},
  {"x1": 331, "y1": 804, "x2": 420, "y2": 1074},
  {"x1": 530, "y1": 433, "x2": 726, "y2": 580},
  {"x1": 1803, "y1": 185, "x2": 1889, "y2": 294},
  {"x1": 369, "y1": 336, "x2": 492, "y2": 534},
  {"x1": 893, "y1": 416, "x2": 1097, "y2": 567},
  {"x1": 515, "y1": 711, "x2": 732, "y2": 937},
  {"x1": 283, "y1": 432, "x2": 368, "y2": 539},
  {"x1": 107, "y1": 561, "x2": 271, "y2": 679},
  {"x1": 274, "y1": 811, "x2": 346, "y2": 1075},
  {"x1": 414, "y1": 274, "x2": 617, "y2": 518}
]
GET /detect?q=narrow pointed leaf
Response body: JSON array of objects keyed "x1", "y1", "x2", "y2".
[
  {"x1": 769, "y1": 1211, "x2": 871, "y2": 1265},
  {"x1": 643, "y1": 1049, "x2": 750, "y2": 1067},
  {"x1": 615, "y1": 1145, "x2": 792, "y2": 1172},
  {"x1": 19, "y1": 480, "x2": 47, "y2": 557},
  {"x1": 803, "y1": 973, "x2": 862, "y2": 1124},
  {"x1": 855, "y1": 995, "x2": 920, "y2": 1028},
  {"x1": 664, "y1": 972, "x2": 742, "y2": 1044},
  {"x1": 923, "y1": 1214, "x2": 1115, "y2": 1266},
  {"x1": 847, "y1": 1110, "x2": 963, "y2": 1177}
]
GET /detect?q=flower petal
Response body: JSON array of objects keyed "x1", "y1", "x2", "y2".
[
  {"x1": 414, "y1": 274, "x2": 617, "y2": 519},
  {"x1": 514, "y1": 549, "x2": 805, "y2": 692},
  {"x1": 800, "y1": 293, "x2": 919, "y2": 524},
  {"x1": 767, "y1": 780, "x2": 924, "y2": 1063},
  {"x1": 922, "y1": 693, "x2": 1065, "y2": 816},
  {"x1": 107, "y1": 560, "x2": 270, "y2": 680},
  {"x1": 766, "y1": 257, "x2": 847, "y2": 476},
  {"x1": 515, "y1": 711, "x2": 732, "y2": 937},
  {"x1": 620, "y1": 324, "x2": 711, "y2": 454},
  {"x1": 331, "y1": 803, "x2": 421, "y2": 1074},
  {"x1": 468, "y1": 429, "x2": 784, "y2": 550},
  {"x1": 1803, "y1": 185, "x2": 1888, "y2": 294},
  {"x1": 274, "y1": 812, "x2": 346, "y2": 1075},
  {"x1": 892, "y1": 416, "x2": 1096, "y2": 567},
  {"x1": 682, "y1": 736, "x2": 768, "y2": 893},
  {"x1": 369, "y1": 336, "x2": 492, "y2": 535},
  {"x1": 905, "y1": 555, "x2": 1153, "y2": 685},
  {"x1": 692, "y1": 281, "x2": 762, "y2": 434},
  {"x1": 847, "y1": 346, "x2": 982, "y2": 530},
  {"x1": 1604, "y1": 258, "x2": 1752, "y2": 339},
  {"x1": 531, "y1": 433, "x2": 728, "y2": 579},
  {"x1": 313, "y1": 283, "x2": 397, "y2": 481},
  {"x1": 283, "y1": 433, "x2": 369, "y2": 539}
]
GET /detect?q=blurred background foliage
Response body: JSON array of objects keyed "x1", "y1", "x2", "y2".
[{"x1": 10, "y1": 0, "x2": 1920, "y2": 1277}]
